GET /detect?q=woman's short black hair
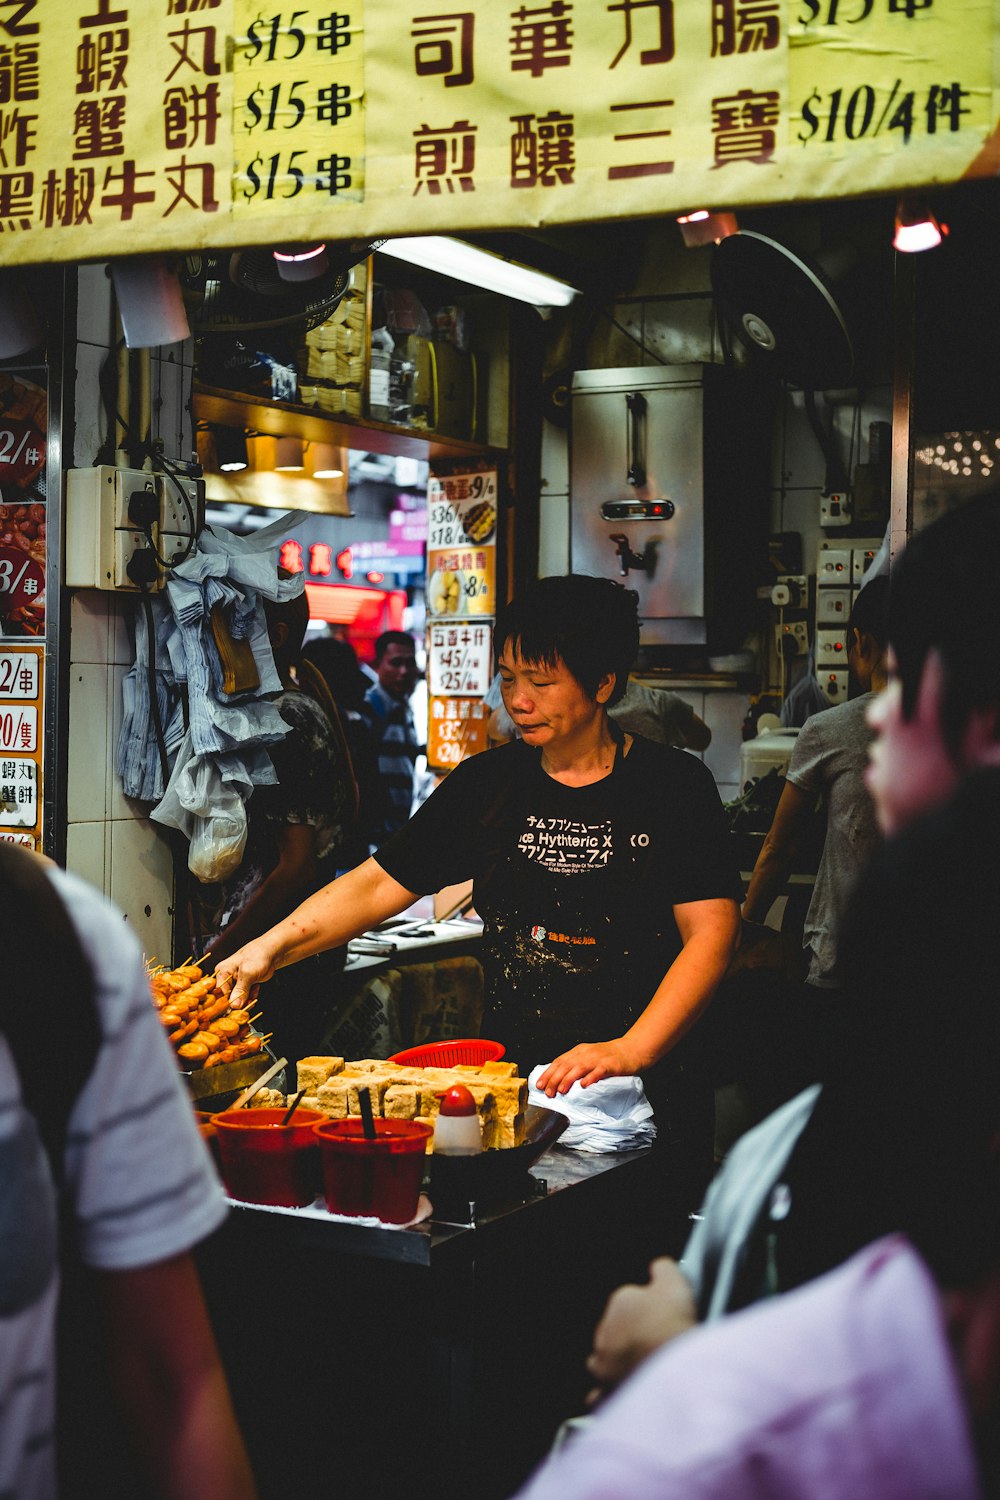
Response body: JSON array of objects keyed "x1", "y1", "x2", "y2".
[
  {"x1": 847, "y1": 573, "x2": 889, "y2": 647},
  {"x1": 494, "y1": 574, "x2": 640, "y2": 708},
  {"x1": 890, "y1": 491, "x2": 1000, "y2": 757}
]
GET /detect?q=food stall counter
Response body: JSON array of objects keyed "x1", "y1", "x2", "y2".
[{"x1": 197, "y1": 1141, "x2": 672, "y2": 1500}]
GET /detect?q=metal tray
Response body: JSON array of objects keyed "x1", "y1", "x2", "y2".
[{"x1": 184, "y1": 1050, "x2": 281, "y2": 1109}]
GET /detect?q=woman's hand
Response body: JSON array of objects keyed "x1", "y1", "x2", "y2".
[
  {"x1": 535, "y1": 1039, "x2": 637, "y2": 1096},
  {"x1": 212, "y1": 938, "x2": 279, "y2": 1008},
  {"x1": 585, "y1": 1257, "x2": 697, "y2": 1404}
]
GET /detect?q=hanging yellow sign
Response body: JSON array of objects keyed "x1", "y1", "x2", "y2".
[{"x1": 0, "y1": 0, "x2": 998, "y2": 266}]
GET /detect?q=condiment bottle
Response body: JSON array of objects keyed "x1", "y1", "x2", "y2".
[{"x1": 433, "y1": 1084, "x2": 482, "y2": 1155}]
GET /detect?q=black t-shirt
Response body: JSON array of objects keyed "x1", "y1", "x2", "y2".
[{"x1": 376, "y1": 736, "x2": 740, "y2": 1072}]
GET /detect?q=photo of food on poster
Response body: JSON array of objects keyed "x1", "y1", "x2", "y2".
[
  {"x1": 426, "y1": 467, "x2": 497, "y2": 620},
  {"x1": 0, "y1": 373, "x2": 48, "y2": 639}
]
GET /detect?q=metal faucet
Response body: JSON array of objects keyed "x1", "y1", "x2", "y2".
[{"x1": 610, "y1": 533, "x2": 650, "y2": 578}]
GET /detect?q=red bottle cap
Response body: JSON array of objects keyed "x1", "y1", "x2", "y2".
[{"x1": 437, "y1": 1084, "x2": 477, "y2": 1116}]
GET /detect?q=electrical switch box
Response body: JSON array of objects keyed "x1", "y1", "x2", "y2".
[
  {"x1": 817, "y1": 547, "x2": 851, "y2": 585},
  {"x1": 819, "y1": 669, "x2": 849, "y2": 706},
  {"x1": 816, "y1": 628, "x2": 848, "y2": 667},
  {"x1": 66, "y1": 467, "x2": 166, "y2": 591},
  {"x1": 820, "y1": 490, "x2": 852, "y2": 527},
  {"x1": 817, "y1": 588, "x2": 851, "y2": 626},
  {"x1": 852, "y1": 544, "x2": 880, "y2": 585},
  {"x1": 158, "y1": 472, "x2": 204, "y2": 567},
  {"x1": 775, "y1": 620, "x2": 808, "y2": 658}
]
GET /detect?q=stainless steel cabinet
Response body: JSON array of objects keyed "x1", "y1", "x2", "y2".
[{"x1": 570, "y1": 364, "x2": 771, "y2": 652}]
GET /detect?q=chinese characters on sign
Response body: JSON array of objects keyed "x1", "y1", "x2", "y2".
[
  {"x1": 0, "y1": 0, "x2": 993, "y2": 263},
  {"x1": 426, "y1": 466, "x2": 498, "y2": 770},
  {"x1": 426, "y1": 467, "x2": 497, "y2": 620},
  {"x1": 0, "y1": 0, "x2": 366, "y2": 257},
  {"x1": 0, "y1": 646, "x2": 43, "y2": 846},
  {"x1": 427, "y1": 620, "x2": 492, "y2": 696},
  {"x1": 427, "y1": 691, "x2": 489, "y2": 768}
]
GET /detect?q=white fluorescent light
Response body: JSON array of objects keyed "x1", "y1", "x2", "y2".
[{"x1": 378, "y1": 236, "x2": 579, "y2": 307}]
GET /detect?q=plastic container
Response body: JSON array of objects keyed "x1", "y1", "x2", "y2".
[
  {"x1": 213, "y1": 1107, "x2": 326, "y2": 1207},
  {"x1": 388, "y1": 1039, "x2": 505, "y2": 1068},
  {"x1": 433, "y1": 1085, "x2": 483, "y2": 1156},
  {"x1": 738, "y1": 728, "x2": 799, "y2": 796},
  {"x1": 314, "y1": 1118, "x2": 432, "y2": 1224},
  {"x1": 368, "y1": 326, "x2": 393, "y2": 419}
]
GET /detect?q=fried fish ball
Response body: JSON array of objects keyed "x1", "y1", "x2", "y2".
[
  {"x1": 209, "y1": 1016, "x2": 241, "y2": 1040},
  {"x1": 192, "y1": 1030, "x2": 223, "y2": 1052},
  {"x1": 178, "y1": 1041, "x2": 210, "y2": 1065}
]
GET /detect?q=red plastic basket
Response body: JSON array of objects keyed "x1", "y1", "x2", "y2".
[{"x1": 387, "y1": 1038, "x2": 506, "y2": 1068}]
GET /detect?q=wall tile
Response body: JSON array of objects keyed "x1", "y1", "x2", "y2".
[
  {"x1": 111, "y1": 597, "x2": 134, "y2": 668},
  {"x1": 65, "y1": 820, "x2": 108, "y2": 892},
  {"x1": 152, "y1": 350, "x2": 194, "y2": 460},
  {"x1": 76, "y1": 264, "x2": 114, "y2": 350},
  {"x1": 73, "y1": 342, "x2": 111, "y2": 469},
  {"x1": 538, "y1": 491, "x2": 570, "y2": 577},
  {"x1": 540, "y1": 418, "x2": 568, "y2": 497},
  {"x1": 702, "y1": 691, "x2": 751, "y2": 791},
  {"x1": 109, "y1": 817, "x2": 175, "y2": 963},
  {"x1": 69, "y1": 590, "x2": 112, "y2": 666},
  {"x1": 67, "y1": 663, "x2": 112, "y2": 823}
]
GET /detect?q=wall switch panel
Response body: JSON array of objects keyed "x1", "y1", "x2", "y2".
[
  {"x1": 820, "y1": 491, "x2": 852, "y2": 527},
  {"x1": 158, "y1": 474, "x2": 204, "y2": 561},
  {"x1": 817, "y1": 546, "x2": 851, "y2": 584},
  {"x1": 818, "y1": 669, "x2": 849, "y2": 706},
  {"x1": 776, "y1": 620, "x2": 809, "y2": 658},
  {"x1": 816, "y1": 627, "x2": 848, "y2": 667},
  {"x1": 65, "y1": 467, "x2": 164, "y2": 592}
]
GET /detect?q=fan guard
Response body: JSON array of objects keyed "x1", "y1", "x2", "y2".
[
  {"x1": 711, "y1": 230, "x2": 855, "y2": 391},
  {"x1": 182, "y1": 239, "x2": 384, "y2": 334}
]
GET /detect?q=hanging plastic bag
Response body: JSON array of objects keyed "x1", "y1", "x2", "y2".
[{"x1": 151, "y1": 733, "x2": 249, "y2": 883}]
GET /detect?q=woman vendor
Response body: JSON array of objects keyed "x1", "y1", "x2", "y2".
[{"x1": 216, "y1": 575, "x2": 741, "y2": 1221}]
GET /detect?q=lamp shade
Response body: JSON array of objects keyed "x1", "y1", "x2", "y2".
[
  {"x1": 309, "y1": 442, "x2": 346, "y2": 479},
  {"x1": 273, "y1": 436, "x2": 304, "y2": 471},
  {"x1": 212, "y1": 425, "x2": 249, "y2": 471},
  {"x1": 677, "y1": 211, "x2": 739, "y2": 248},
  {"x1": 273, "y1": 243, "x2": 329, "y2": 282},
  {"x1": 893, "y1": 200, "x2": 944, "y2": 253},
  {"x1": 110, "y1": 257, "x2": 191, "y2": 347}
]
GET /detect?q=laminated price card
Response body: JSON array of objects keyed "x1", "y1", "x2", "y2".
[{"x1": 0, "y1": 646, "x2": 43, "y2": 846}]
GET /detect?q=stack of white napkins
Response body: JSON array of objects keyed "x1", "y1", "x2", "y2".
[{"x1": 528, "y1": 1068, "x2": 657, "y2": 1153}]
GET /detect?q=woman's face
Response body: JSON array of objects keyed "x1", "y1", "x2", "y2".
[
  {"x1": 865, "y1": 648, "x2": 960, "y2": 836},
  {"x1": 497, "y1": 647, "x2": 612, "y2": 750}
]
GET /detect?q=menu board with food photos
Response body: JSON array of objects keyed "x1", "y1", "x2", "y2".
[
  {"x1": 426, "y1": 465, "x2": 497, "y2": 772},
  {"x1": 0, "y1": 369, "x2": 49, "y2": 853},
  {"x1": 0, "y1": 372, "x2": 47, "y2": 640},
  {"x1": 0, "y1": 645, "x2": 44, "y2": 851}
]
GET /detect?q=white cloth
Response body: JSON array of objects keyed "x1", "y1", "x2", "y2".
[
  {"x1": 527, "y1": 1068, "x2": 657, "y2": 1152},
  {"x1": 516, "y1": 1236, "x2": 981, "y2": 1500},
  {"x1": 0, "y1": 867, "x2": 227, "y2": 1500}
]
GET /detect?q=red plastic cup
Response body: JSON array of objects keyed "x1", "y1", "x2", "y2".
[
  {"x1": 213, "y1": 1108, "x2": 326, "y2": 1207},
  {"x1": 314, "y1": 1118, "x2": 432, "y2": 1224}
]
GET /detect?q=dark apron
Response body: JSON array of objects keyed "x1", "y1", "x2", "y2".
[{"x1": 473, "y1": 740, "x2": 712, "y2": 1176}]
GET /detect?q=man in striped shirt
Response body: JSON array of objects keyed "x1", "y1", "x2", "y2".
[
  {"x1": 0, "y1": 850, "x2": 256, "y2": 1500},
  {"x1": 362, "y1": 630, "x2": 422, "y2": 845}
]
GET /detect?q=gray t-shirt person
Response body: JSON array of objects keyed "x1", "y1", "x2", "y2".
[{"x1": 786, "y1": 693, "x2": 880, "y2": 988}]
